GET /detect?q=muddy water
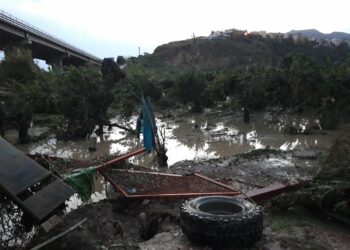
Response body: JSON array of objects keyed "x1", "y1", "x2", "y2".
[
  {"x1": 13, "y1": 111, "x2": 350, "y2": 207},
  {"x1": 17, "y1": 111, "x2": 350, "y2": 166},
  {"x1": 12, "y1": 110, "x2": 350, "y2": 208}
]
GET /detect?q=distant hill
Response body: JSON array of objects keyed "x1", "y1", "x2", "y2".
[
  {"x1": 287, "y1": 29, "x2": 350, "y2": 41},
  {"x1": 137, "y1": 32, "x2": 350, "y2": 76}
]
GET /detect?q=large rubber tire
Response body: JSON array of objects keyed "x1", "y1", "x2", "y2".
[{"x1": 180, "y1": 196, "x2": 263, "y2": 246}]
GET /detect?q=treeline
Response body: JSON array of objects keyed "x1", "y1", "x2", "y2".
[
  {"x1": 1, "y1": 47, "x2": 349, "y2": 142},
  {"x1": 0, "y1": 48, "x2": 124, "y2": 142},
  {"x1": 137, "y1": 35, "x2": 350, "y2": 76},
  {"x1": 127, "y1": 53, "x2": 350, "y2": 129}
]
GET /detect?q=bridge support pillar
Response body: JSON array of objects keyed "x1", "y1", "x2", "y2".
[{"x1": 47, "y1": 56, "x2": 64, "y2": 71}]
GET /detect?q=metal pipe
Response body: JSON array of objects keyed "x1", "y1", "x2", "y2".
[
  {"x1": 95, "y1": 147, "x2": 146, "y2": 171},
  {"x1": 109, "y1": 169, "x2": 182, "y2": 177},
  {"x1": 194, "y1": 173, "x2": 239, "y2": 192}
]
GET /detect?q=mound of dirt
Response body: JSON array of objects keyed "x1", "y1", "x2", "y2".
[{"x1": 317, "y1": 136, "x2": 350, "y2": 181}]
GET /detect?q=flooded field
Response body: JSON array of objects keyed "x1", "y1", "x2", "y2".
[
  {"x1": 12, "y1": 110, "x2": 350, "y2": 166},
  {"x1": 4, "y1": 110, "x2": 350, "y2": 212}
]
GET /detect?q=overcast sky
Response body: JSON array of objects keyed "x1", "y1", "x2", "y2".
[{"x1": 1, "y1": 0, "x2": 350, "y2": 58}]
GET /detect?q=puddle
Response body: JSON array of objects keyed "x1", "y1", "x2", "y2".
[{"x1": 0, "y1": 197, "x2": 38, "y2": 249}]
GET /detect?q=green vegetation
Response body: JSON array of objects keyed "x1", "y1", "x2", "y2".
[
  {"x1": 133, "y1": 35, "x2": 350, "y2": 129},
  {"x1": 1, "y1": 34, "x2": 350, "y2": 142},
  {"x1": 138, "y1": 35, "x2": 350, "y2": 76},
  {"x1": 118, "y1": 64, "x2": 161, "y2": 118},
  {"x1": 172, "y1": 71, "x2": 207, "y2": 112},
  {"x1": 55, "y1": 66, "x2": 105, "y2": 138},
  {"x1": 0, "y1": 48, "x2": 126, "y2": 141},
  {"x1": 300, "y1": 137, "x2": 350, "y2": 219},
  {"x1": 126, "y1": 52, "x2": 350, "y2": 130},
  {"x1": 0, "y1": 47, "x2": 42, "y2": 142}
]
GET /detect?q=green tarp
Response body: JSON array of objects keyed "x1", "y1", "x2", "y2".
[{"x1": 63, "y1": 167, "x2": 97, "y2": 201}]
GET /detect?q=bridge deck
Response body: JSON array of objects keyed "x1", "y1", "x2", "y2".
[{"x1": 0, "y1": 9, "x2": 101, "y2": 64}]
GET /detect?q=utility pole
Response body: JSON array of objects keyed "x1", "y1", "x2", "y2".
[{"x1": 138, "y1": 46, "x2": 141, "y2": 56}]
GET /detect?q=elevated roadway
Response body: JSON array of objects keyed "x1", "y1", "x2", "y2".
[{"x1": 0, "y1": 10, "x2": 102, "y2": 67}]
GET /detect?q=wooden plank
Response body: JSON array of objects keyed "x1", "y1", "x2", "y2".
[
  {"x1": 23, "y1": 179, "x2": 74, "y2": 221},
  {"x1": 0, "y1": 137, "x2": 50, "y2": 195}
]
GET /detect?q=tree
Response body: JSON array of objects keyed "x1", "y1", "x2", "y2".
[
  {"x1": 0, "y1": 47, "x2": 41, "y2": 142},
  {"x1": 115, "y1": 63, "x2": 161, "y2": 118},
  {"x1": 173, "y1": 71, "x2": 207, "y2": 112},
  {"x1": 55, "y1": 65, "x2": 105, "y2": 138}
]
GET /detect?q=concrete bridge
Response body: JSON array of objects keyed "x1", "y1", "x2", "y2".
[{"x1": 0, "y1": 10, "x2": 102, "y2": 68}]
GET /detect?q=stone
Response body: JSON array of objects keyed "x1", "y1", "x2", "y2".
[{"x1": 40, "y1": 215, "x2": 63, "y2": 233}]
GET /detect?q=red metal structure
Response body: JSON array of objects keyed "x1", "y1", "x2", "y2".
[
  {"x1": 99, "y1": 169, "x2": 241, "y2": 199},
  {"x1": 28, "y1": 147, "x2": 303, "y2": 201},
  {"x1": 95, "y1": 148, "x2": 146, "y2": 170}
]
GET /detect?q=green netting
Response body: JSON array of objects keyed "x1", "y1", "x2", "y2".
[{"x1": 63, "y1": 166, "x2": 97, "y2": 201}]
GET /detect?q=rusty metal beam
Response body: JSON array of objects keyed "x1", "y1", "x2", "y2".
[
  {"x1": 96, "y1": 147, "x2": 146, "y2": 170},
  {"x1": 99, "y1": 169, "x2": 129, "y2": 197},
  {"x1": 99, "y1": 169, "x2": 242, "y2": 199},
  {"x1": 194, "y1": 173, "x2": 239, "y2": 192},
  {"x1": 118, "y1": 192, "x2": 241, "y2": 199},
  {"x1": 243, "y1": 182, "x2": 305, "y2": 202}
]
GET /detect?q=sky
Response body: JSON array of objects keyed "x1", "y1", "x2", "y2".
[{"x1": 1, "y1": 0, "x2": 350, "y2": 59}]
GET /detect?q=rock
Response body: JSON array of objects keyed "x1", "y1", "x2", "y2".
[
  {"x1": 142, "y1": 199, "x2": 151, "y2": 205},
  {"x1": 293, "y1": 150, "x2": 319, "y2": 160},
  {"x1": 138, "y1": 231, "x2": 203, "y2": 250},
  {"x1": 40, "y1": 215, "x2": 63, "y2": 233}
]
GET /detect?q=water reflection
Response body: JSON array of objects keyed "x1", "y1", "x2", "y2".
[
  {"x1": 0, "y1": 193, "x2": 37, "y2": 249},
  {"x1": 16, "y1": 112, "x2": 350, "y2": 167}
]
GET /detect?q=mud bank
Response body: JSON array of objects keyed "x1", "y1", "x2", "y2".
[{"x1": 28, "y1": 149, "x2": 350, "y2": 250}]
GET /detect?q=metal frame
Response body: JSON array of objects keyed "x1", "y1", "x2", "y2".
[
  {"x1": 28, "y1": 148, "x2": 305, "y2": 201},
  {"x1": 98, "y1": 169, "x2": 241, "y2": 199}
]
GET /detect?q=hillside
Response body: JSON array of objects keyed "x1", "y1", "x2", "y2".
[{"x1": 138, "y1": 34, "x2": 350, "y2": 76}]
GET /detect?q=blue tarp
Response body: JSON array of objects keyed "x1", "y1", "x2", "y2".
[{"x1": 141, "y1": 96, "x2": 156, "y2": 153}]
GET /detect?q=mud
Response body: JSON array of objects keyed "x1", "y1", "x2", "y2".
[
  {"x1": 28, "y1": 199, "x2": 183, "y2": 250},
  {"x1": 2, "y1": 110, "x2": 350, "y2": 249},
  {"x1": 27, "y1": 149, "x2": 350, "y2": 250}
]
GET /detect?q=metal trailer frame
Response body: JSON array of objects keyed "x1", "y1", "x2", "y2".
[
  {"x1": 98, "y1": 169, "x2": 241, "y2": 199},
  {"x1": 29, "y1": 147, "x2": 305, "y2": 202}
]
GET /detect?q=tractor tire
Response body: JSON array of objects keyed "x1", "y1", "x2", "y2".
[{"x1": 180, "y1": 196, "x2": 263, "y2": 246}]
